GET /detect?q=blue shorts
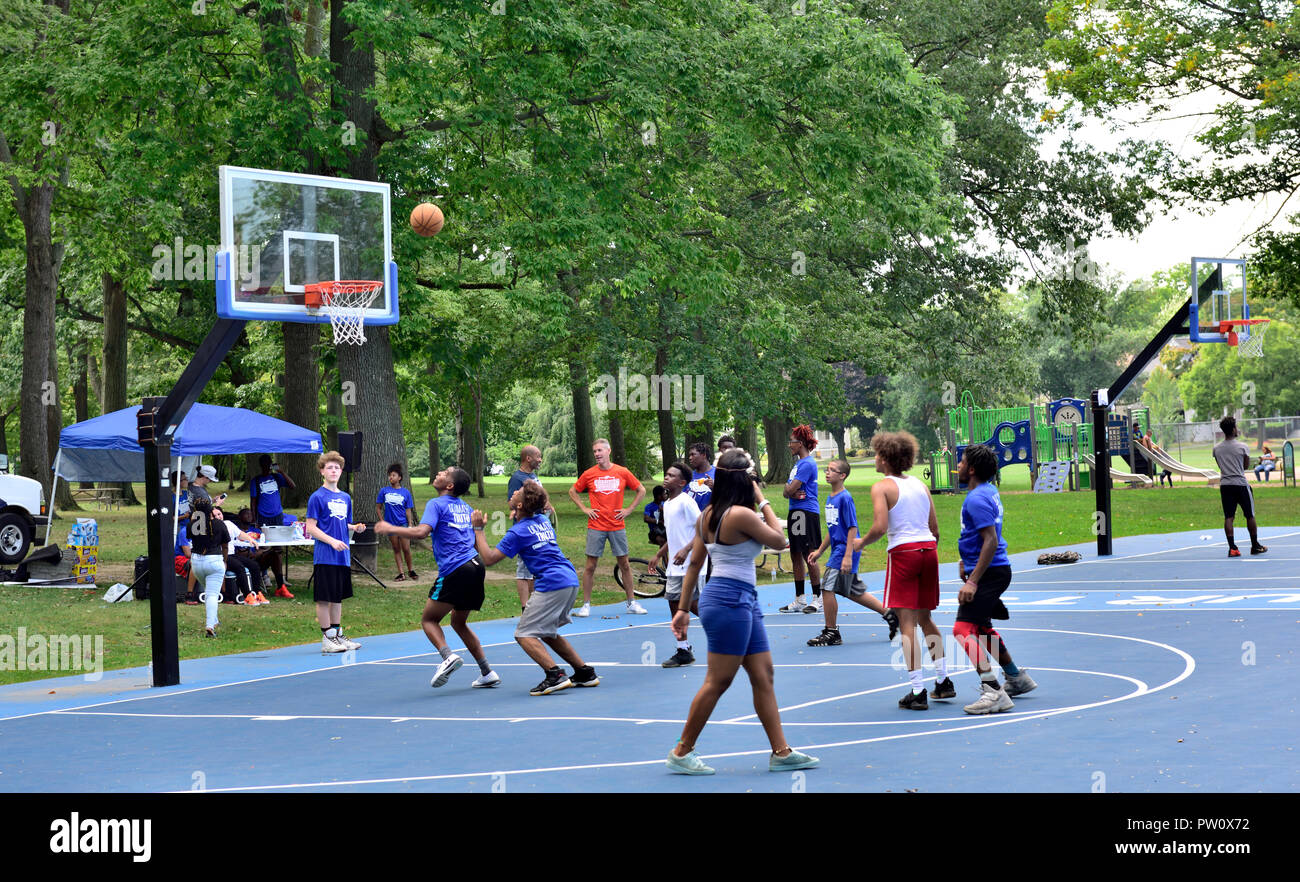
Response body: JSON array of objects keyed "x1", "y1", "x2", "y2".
[{"x1": 698, "y1": 576, "x2": 769, "y2": 657}]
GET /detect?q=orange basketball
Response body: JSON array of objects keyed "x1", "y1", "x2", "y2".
[{"x1": 410, "y1": 202, "x2": 444, "y2": 236}]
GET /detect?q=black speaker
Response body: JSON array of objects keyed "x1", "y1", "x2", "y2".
[{"x1": 338, "y1": 431, "x2": 364, "y2": 473}]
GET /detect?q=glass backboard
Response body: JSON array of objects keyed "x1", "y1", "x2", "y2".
[{"x1": 215, "y1": 167, "x2": 398, "y2": 326}]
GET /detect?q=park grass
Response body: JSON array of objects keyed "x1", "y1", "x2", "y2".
[{"x1": 4, "y1": 474, "x2": 1299, "y2": 683}]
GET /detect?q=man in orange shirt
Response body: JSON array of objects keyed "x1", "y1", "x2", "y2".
[{"x1": 569, "y1": 438, "x2": 648, "y2": 617}]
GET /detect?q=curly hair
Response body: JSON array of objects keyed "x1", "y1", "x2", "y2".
[
  {"x1": 962, "y1": 443, "x2": 999, "y2": 482},
  {"x1": 791, "y1": 424, "x2": 817, "y2": 452},
  {"x1": 871, "y1": 431, "x2": 918, "y2": 475},
  {"x1": 518, "y1": 479, "x2": 549, "y2": 517},
  {"x1": 317, "y1": 451, "x2": 345, "y2": 470}
]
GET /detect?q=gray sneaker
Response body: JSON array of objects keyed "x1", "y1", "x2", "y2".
[
  {"x1": 769, "y1": 748, "x2": 820, "y2": 771},
  {"x1": 667, "y1": 749, "x2": 715, "y2": 776},
  {"x1": 964, "y1": 682, "x2": 1014, "y2": 715},
  {"x1": 1003, "y1": 669, "x2": 1037, "y2": 697}
]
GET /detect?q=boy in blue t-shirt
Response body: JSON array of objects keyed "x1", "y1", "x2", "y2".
[
  {"x1": 685, "y1": 443, "x2": 716, "y2": 511},
  {"x1": 953, "y1": 444, "x2": 1036, "y2": 714},
  {"x1": 804, "y1": 460, "x2": 898, "y2": 646},
  {"x1": 250, "y1": 454, "x2": 295, "y2": 526},
  {"x1": 375, "y1": 462, "x2": 418, "y2": 582},
  {"x1": 375, "y1": 467, "x2": 498, "y2": 690},
  {"x1": 781, "y1": 425, "x2": 824, "y2": 612},
  {"x1": 305, "y1": 451, "x2": 366, "y2": 654},
  {"x1": 472, "y1": 479, "x2": 600, "y2": 696},
  {"x1": 643, "y1": 485, "x2": 667, "y2": 547}
]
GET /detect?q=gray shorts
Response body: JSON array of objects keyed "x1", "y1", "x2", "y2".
[
  {"x1": 824, "y1": 568, "x2": 867, "y2": 599},
  {"x1": 585, "y1": 527, "x2": 629, "y2": 558},
  {"x1": 665, "y1": 574, "x2": 697, "y2": 606},
  {"x1": 515, "y1": 585, "x2": 580, "y2": 639},
  {"x1": 515, "y1": 557, "x2": 533, "y2": 580}
]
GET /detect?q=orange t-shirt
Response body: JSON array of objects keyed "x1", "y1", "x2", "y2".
[{"x1": 573, "y1": 464, "x2": 643, "y2": 532}]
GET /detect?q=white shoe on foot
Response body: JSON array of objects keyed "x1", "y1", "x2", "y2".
[
  {"x1": 626, "y1": 600, "x2": 648, "y2": 615},
  {"x1": 574, "y1": 602, "x2": 591, "y2": 617},
  {"x1": 431, "y1": 653, "x2": 463, "y2": 688},
  {"x1": 964, "y1": 682, "x2": 1014, "y2": 714},
  {"x1": 779, "y1": 596, "x2": 808, "y2": 613},
  {"x1": 471, "y1": 671, "x2": 501, "y2": 688},
  {"x1": 321, "y1": 635, "x2": 347, "y2": 654},
  {"x1": 1003, "y1": 669, "x2": 1037, "y2": 697}
]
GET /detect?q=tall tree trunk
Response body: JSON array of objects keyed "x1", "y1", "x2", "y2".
[
  {"x1": 571, "y1": 360, "x2": 594, "y2": 472},
  {"x1": 762, "y1": 415, "x2": 794, "y2": 485},
  {"x1": 654, "y1": 345, "x2": 675, "y2": 469},
  {"x1": 829, "y1": 422, "x2": 847, "y2": 461},
  {"x1": 100, "y1": 271, "x2": 138, "y2": 504},
  {"x1": 86, "y1": 350, "x2": 102, "y2": 412},
  {"x1": 331, "y1": 0, "x2": 407, "y2": 517},
  {"x1": 281, "y1": 322, "x2": 320, "y2": 508},
  {"x1": 70, "y1": 344, "x2": 92, "y2": 490},
  {"x1": 325, "y1": 371, "x2": 342, "y2": 452},
  {"x1": 427, "y1": 426, "x2": 439, "y2": 482},
  {"x1": 609, "y1": 413, "x2": 626, "y2": 467},
  {"x1": 736, "y1": 420, "x2": 760, "y2": 470}
]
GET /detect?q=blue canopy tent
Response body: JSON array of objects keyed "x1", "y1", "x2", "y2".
[{"x1": 52, "y1": 404, "x2": 323, "y2": 543}]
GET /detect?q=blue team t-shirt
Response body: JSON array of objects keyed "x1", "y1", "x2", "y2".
[
  {"x1": 376, "y1": 486, "x2": 415, "y2": 526},
  {"x1": 251, "y1": 472, "x2": 289, "y2": 518},
  {"x1": 824, "y1": 489, "x2": 861, "y2": 571},
  {"x1": 496, "y1": 513, "x2": 580, "y2": 593},
  {"x1": 174, "y1": 524, "x2": 190, "y2": 556},
  {"x1": 307, "y1": 486, "x2": 352, "y2": 566},
  {"x1": 420, "y1": 494, "x2": 478, "y2": 574},
  {"x1": 959, "y1": 482, "x2": 1010, "y2": 569},
  {"x1": 787, "y1": 455, "x2": 819, "y2": 514},
  {"x1": 643, "y1": 501, "x2": 662, "y2": 523},
  {"x1": 687, "y1": 467, "x2": 715, "y2": 510}
]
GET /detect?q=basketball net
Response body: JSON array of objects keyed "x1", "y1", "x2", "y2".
[
  {"x1": 304, "y1": 281, "x2": 382, "y2": 345},
  {"x1": 1221, "y1": 318, "x2": 1269, "y2": 358}
]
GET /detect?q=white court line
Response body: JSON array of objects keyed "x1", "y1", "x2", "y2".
[
  {"x1": 179, "y1": 629, "x2": 1195, "y2": 792},
  {"x1": 55, "y1": 669, "x2": 1144, "y2": 728},
  {"x1": 0, "y1": 619, "x2": 670, "y2": 723}
]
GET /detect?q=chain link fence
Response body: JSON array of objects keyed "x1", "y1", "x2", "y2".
[{"x1": 1149, "y1": 416, "x2": 1300, "y2": 470}]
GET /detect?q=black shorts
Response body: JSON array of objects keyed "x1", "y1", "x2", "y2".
[
  {"x1": 256, "y1": 511, "x2": 284, "y2": 527},
  {"x1": 955, "y1": 565, "x2": 1012, "y2": 628},
  {"x1": 786, "y1": 510, "x2": 822, "y2": 560},
  {"x1": 313, "y1": 563, "x2": 354, "y2": 604},
  {"x1": 429, "y1": 558, "x2": 485, "y2": 611},
  {"x1": 1220, "y1": 484, "x2": 1254, "y2": 519}
]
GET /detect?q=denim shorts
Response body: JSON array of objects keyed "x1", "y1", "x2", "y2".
[{"x1": 697, "y1": 576, "x2": 769, "y2": 657}]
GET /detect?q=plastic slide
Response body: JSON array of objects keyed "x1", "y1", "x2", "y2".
[
  {"x1": 1131, "y1": 443, "x2": 1220, "y2": 485},
  {"x1": 1080, "y1": 453, "x2": 1152, "y2": 487}
]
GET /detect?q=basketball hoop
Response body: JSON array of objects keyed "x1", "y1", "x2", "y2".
[
  {"x1": 1219, "y1": 318, "x2": 1270, "y2": 358},
  {"x1": 303, "y1": 280, "x2": 383, "y2": 345}
]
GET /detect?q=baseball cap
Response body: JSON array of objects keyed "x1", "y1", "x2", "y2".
[{"x1": 198, "y1": 465, "x2": 217, "y2": 480}]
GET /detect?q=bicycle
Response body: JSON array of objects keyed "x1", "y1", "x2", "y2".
[{"x1": 614, "y1": 557, "x2": 668, "y2": 598}]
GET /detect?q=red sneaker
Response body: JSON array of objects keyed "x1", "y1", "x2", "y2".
[
  {"x1": 1227, "y1": 548, "x2": 1242, "y2": 558},
  {"x1": 275, "y1": 584, "x2": 295, "y2": 599}
]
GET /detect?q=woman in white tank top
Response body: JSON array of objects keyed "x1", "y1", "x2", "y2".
[
  {"x1": 854, "y1": 432, "x2": 953, "y2": 710},
  {"x1": 666, "y1": 448, "x2": 820, "y2": 776}
]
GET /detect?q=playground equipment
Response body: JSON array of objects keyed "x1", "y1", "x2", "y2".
[{"x1": 931, "y1": 394, "x2": 1172, "y2": 494}]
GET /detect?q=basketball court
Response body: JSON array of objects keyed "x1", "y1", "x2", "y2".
[{"x1": 3, "y1": 528, "x2": 1295, "y2": 793}]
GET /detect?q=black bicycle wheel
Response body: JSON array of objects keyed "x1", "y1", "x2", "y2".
[{"x1": 615, "y1": 557, "x2": 667, "y2": 598}]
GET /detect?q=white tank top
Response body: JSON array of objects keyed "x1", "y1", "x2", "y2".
[{"x1": 885, "y1": 475, "x2": 934, "y2": 550}]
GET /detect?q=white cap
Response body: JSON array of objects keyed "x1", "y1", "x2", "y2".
[{"x1": 198, "y1": 465, "x2": 218, "y2": 480}]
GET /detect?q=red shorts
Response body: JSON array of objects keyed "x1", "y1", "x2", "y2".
[{"x1": 883, "y1": 541, "x2": 939, "y2": 610}]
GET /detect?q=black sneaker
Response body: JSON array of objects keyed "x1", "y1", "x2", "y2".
[
  {"x1": 409, "y1": 570, "x2": 419, "y2": 579},
  {"x1": 1251, "y1": 545, "x2": 1268, "y2": 555},
  {"x1": 529, "y1": 669, "x2": 572, "y2": 695},
  {"x1": 662, "y1": 648, "x2": 695, "y2": 668},
  {"x1": 569, "y1": 665, "x2": 601, "y2": 687},
  {"x1": 807, "y1": 628, "x2": 842, "y2": 646},
  {"x1": 883, "y1": 609, "x2": 900, "y2": 641},
  {"x1": 899, "y1": 689, "x2": 929, "y2": 710},
  {"x1": 930, "y1": 677, "x2": 956, "y2": 699}
]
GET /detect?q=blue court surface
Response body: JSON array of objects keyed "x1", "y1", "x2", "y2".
[{"x1": 2, "y1": 528, "x2": 1296, "y2": 793}]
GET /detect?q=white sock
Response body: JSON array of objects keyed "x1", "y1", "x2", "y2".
[
  {"x1": 676, "y1": 640, "x2": 690, "y2": 650},
  {"x1": 908, "y1": 667, "x2": 924, "y2": 693},
  {"x1": 936, "y1": 656, "x2": 948, "y2": 680}
]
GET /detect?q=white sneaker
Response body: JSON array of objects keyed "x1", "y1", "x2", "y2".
[
  {"x1": 963, "y1": 682, "x2": 1014, "y2": 715},
  {"x1": 626, "y1": 600, "x2": 648, "y2": 615},
  {"x1": 1003, "y1": 669, "x2": 1038, "y2": 697},
  {"x1": 779, "y1": 595, "x2": 808, "y2": 613},
  {"x1": 802, "y1": 596, "x2": 823, "y2": 613},
  {"x1": 471, "y1": 671, "x2": 501, "y2": 688},
  {"x1": 321, "y1": 635, "x2": 347, "y2": 654},
  {"x1": 336, "y1": 633, "x2": 361, "y2": 650},
  {"x1": 431, "y1": 653, "x2": 463, "y2": 688},
  {"x1": 574, "y1": 602, "x2": 591, "y2": 617}
]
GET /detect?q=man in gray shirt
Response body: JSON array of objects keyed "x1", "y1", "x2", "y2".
[{"x1": 1212, "y1": 417, "x2": 1266, "y2": 557}]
